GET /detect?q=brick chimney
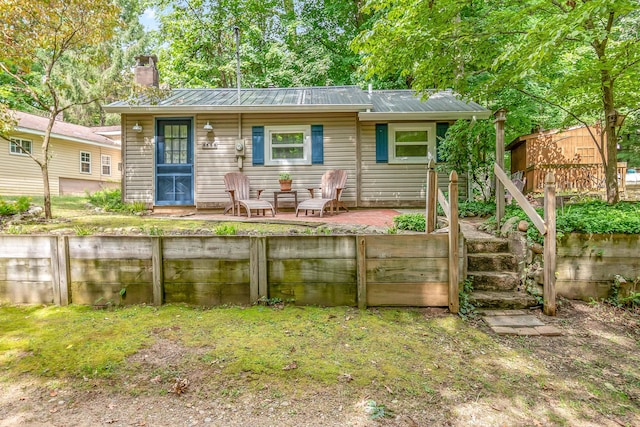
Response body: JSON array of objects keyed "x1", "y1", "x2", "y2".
[{"x1": 134, "y1": 54, "x2": 159, "y2": 87}]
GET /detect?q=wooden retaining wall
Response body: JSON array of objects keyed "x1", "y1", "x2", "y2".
[
  {"x1": 557, "y1": 233, "x2": 640, "y2": 300},
  {"x1": 0, "y1": 234, "x2": 458, "y2": 308}
]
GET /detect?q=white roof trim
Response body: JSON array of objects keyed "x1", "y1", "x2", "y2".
[
  {"x1": 358, "y1": 111, "x2": 492, "y2": 121},
  {"x1": 14, "y1": 127, "x2": 121, "y2": 149},
  {"x1": 103, "y1": 104, "x2": 373, "y2": 114}
]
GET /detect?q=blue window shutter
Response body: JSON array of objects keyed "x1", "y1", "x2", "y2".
[
  {"x1": 311, "y1": 124, "x2": 324, "y2": 164},
  {"x1": 436, "y1": 122, "x2": 449, "y2": 162},
  {"x1": 252, "y1": 126, "x2": 264, "y2": 165},
  {"x1": 375, "y1": 124, "x2": 388, "y2": 163}
]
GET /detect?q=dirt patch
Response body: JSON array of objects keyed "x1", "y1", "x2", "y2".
[{"x1": 1, "y1": 301, "x2": 639, "y2": 426}]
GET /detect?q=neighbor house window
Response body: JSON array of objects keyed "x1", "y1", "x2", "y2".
[
  {"x1": 101, "y1": 155, "x2": 111, "y2": 176},
  {"x1": 265, "y1": 125, "x2": 311, "y2": 166},
  {"x1": 389, "y1": 123, "x2": 436, "y2": 164},
  {"x1": 9, "y1": 137, "x2": 32, "y2": 155},
  {"x1": 80, "y1": 151, "x2": 91, "y2": 173}
]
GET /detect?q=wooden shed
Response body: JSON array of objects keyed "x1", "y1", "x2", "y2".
[{"x1": 506, "y1": 126, "x2": 627, "y2": 193}]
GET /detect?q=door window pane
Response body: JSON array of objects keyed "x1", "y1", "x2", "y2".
[{"x1": 164, "y1": 124, "x2": 189, "y2": 164}]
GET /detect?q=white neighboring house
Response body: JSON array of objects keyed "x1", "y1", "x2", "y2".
[{"x1": 0, "y1": 110, "x2": 122, "y2": 196}]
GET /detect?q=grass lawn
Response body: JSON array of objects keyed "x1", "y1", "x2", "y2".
[
  {"x1": 0, "y1": 302, "x2": 638, "y2": 426},
  {"x1": 0, "y1": 195, "x2": 310, "y2": 235}
]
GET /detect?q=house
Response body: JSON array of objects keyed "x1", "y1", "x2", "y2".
[
  {"x1": 103, "y1": 56, "x2": 490, "y2": 210},
  {"x1": 507, "y1": 126, "x2": 627, "y2": 193},
  {"x1": 0, "y1": 110, "x2": 122, "y2": 196}
]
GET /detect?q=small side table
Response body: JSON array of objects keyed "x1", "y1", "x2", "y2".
[{"x1": 273, "y1": 190, "x2": 298, "y2": 212}]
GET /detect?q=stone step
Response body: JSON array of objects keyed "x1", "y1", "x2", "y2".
[
  {"x1": 467, "y1": 253, "x2": 518, "y2": 272},
  {"x1": 466, "y1": 238, "x2": 509, "y2": 254},
  {"x1": 469, "y1": 271, "x2": 521, "y2": 291},
  {"x1": 470, "y1": 290, "x2": 538, "y2": 310}
]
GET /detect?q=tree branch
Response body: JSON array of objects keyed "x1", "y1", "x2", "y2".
[
  {"x1": 0, "y1": 63, "x2": 48, "y2": 110},
  {"x1": 515, "y1": 88, "x2": 605, "y2": 158},
  {"x1": 0, "y1": 134, "x2": 44, "y2": 167},
  {"x1": 59, "y1": 97, "x2": 101, "y2": 113},
  {"x1": 612, "y1": 57, "x2": 640, "y2": 80}
]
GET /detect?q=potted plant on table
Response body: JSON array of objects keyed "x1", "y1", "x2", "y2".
[{"x1": 278, "y1": 172, "x2": 292, "y2": 191}]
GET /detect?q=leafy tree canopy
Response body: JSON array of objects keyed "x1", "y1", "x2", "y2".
[
  {"x1": 355, "y1": 0, "x2": 640, "y2": 202},
  {"x1": 151, "y1": 0, "x2": 374, "y2": 88},
  {"x1": 0, "y1": 0, "x2": 122, "y2": 218}
]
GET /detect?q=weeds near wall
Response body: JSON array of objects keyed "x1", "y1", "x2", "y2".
[
  {"x1": 73, "y1": 225, "x2": 94, "y2": 236},
  {"x1": 608, "y1": 275, "x2": 640, "y2": 309},
  {"x1": 458, "y1": 278, "x2": 477, "y2": 320},
  {"x1": 365, "y1": 400, "x2": 393, "y2": 419},
  {"x1": 214, "y1": 224, "x2": 237, "y2": 235}
]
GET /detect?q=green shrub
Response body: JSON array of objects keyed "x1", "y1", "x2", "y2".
[
  {"x1": 458, "y1": 200, "x2": 495, "y2": 217},
  {"x1": 87, "y1": 188, "x2": 146, "y2": 214},
  {"x1": 0, "y1": 196, "x2": 31, "y2": 216},
  {"x1": 15, "y1": 196, "x2": 31, "y2": 212},
  {"x1": 494, "y1": 200, "x2": 640, "y2": 244},
  {"x1": 394, "y1": 200, "x2": 640, "y2": 238},
  {"x1": 393, "y1": 213, "x2": 425, "y2": 231}
]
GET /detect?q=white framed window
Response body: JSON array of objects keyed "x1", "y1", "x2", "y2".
[
  {"x1": 9, "y1": 137, "x2": 32, "y2": 155},
  {"x1": 80, "y1": 151, "x2": 91, "y2": 174},
  {"x1": 101, "y1": 154, "x2": 111, "y2": 176},
  {"x1": 389, "y1": 123, "x2": 436, "y2": 164},
  {"x1": 265, "y1": 125, "x2": 311, "y2": 166}
]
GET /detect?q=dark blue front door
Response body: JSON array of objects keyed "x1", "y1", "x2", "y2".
[{"x1": 156, "y1": 119, "x2": 194, "y2": 205}]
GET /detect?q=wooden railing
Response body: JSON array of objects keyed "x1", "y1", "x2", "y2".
[
  {"x1": 425, "y1": 160, "x2": 460, "y2": 314},
  {"x1": 529, "y1": 162, "x2": 627, "y2": 193},
  {"x1": 495, "y1": 163, "x2": 557, "y2": 316}
]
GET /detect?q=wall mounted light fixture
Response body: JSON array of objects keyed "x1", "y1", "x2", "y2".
[
  {"x1": 132, "y1": 122, "x2": 143, "y2": 133},
  {"x1": 203, "y1": 121, "x2": 213, "y2": 132}
]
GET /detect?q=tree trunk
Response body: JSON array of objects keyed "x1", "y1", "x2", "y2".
[
  {"x1": 41, "y1": 162, "x2": 52, "y2": 219},
  {"x1": 601, "y1": 71, "x2": 619, "y2": 204},
  {"x1": 592, "y1": 13, "x2": 619, "y2": 204},
  {"x1": 41, "y1": 112, "x2": 57, "y2": 220}
]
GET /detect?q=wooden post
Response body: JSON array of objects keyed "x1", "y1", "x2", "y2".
[
  {"x1": 250, "y1": 236, "x2": 267, "y2": 302},
  {"x1": 51, "y1": 236, "x2": 70, "y2": 306},
  {"x1": 151, "y1": 237, "x2": 164, "y2": 306},
  {"x1": 543, "y1": 172, "x2": 557, "y2": 316},
  {"x1": 426, "y1": 159, "x2": 437, "y2": 233},
  {"x1": 448, "y1": 171, "x2": 459, "y2": 314},
  {"x1": 50, "y1": 237, "x2": 61, "y2": 305},
  {"x1": 356, "y1": 236, "x2": 367, "y2": 309},
  {"x1": 494, "y1": 108, "x2": 507, "y2": 226}
]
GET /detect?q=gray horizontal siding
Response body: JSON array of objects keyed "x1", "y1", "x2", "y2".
[
  {"x1": 123, "y1": 115, "x2": 154, "y2": 204},
  {"x1": 359, "y1": 123, "x2": 467, "y2": 206},
  {"x1": 195, "y1": 112, "x2": 358, "y2": 207}
]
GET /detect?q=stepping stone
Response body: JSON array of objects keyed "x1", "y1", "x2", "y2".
[
  {"x1": 533, "y1": 325, "x2": 563, "y2": 336},
  {"x1": 483, "y1": 315, "x2": 545, "y2": 327},
  {"x1": 481, "y1": 312, "x2": 563, "y2": 336}
]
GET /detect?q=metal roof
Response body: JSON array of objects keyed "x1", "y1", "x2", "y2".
[
  {"x1": 105, "y1": 86, "x2": 373, "y2": 113},
  {"x1": 370, "y1": 90, "x2": 485, "y2": 113},
  {"x1": 358, "y1": 89, "x2": 491, "y2": 121},
  {"x1": 104, "y1": 86, "x2": 490, "y2": 119}
]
